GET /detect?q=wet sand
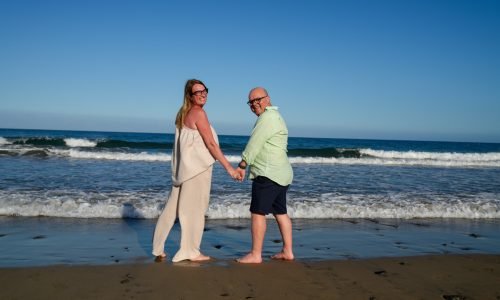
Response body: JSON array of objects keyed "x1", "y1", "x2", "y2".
[
  {"x1": 1, "y1": 254, "x2": 499, "y2": 299},
  {"x1": 2, "y1": 217, "x2": 500, "y2": 267}
]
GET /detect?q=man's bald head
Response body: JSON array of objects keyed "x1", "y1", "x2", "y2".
[{"x1": 247, "y1": 87, "x2": 271, "y2": 116}]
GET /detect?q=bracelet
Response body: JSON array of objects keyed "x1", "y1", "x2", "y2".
[{"x1": 238, "y1": 162, "x2": 246, "y2": 169}]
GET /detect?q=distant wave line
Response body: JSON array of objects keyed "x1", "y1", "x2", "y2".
[
  {"x1": 2, "y1": 147, "x2": 500, "y2": 167},
  {"x1": 1, "y1": 136, "x2": 173, "y2": 149},
  {"x1": 361, "y1": 149, "x2": 500, "y2": 162}
]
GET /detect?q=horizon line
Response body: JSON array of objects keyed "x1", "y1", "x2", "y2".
[{"x1": 1, "y1": 127, "x2": 499, "y2": 145}]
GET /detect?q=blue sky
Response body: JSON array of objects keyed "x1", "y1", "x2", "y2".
[{"x1": 1, "y1": 0, "x2": 499, "y2": 142}]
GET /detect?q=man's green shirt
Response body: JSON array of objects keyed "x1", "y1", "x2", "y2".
[{"x1": 242, "y1": 106, "x2": 293, "y2": 186}]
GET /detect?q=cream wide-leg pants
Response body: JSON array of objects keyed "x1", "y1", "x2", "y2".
[{"x1": 152, "y1": 166, "x2": 212, "y2": 262}]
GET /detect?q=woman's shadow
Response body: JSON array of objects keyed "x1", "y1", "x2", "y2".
[{"x1": 120, "y1": 202, "x2": 154, "y2": 258}]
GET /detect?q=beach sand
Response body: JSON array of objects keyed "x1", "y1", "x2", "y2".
[
  {"x1": 1, "y1": 254, "x2": 499, "y2": 299},
  {"x1": 1, "y1": 217, "x2": 500, "y2": 299}
]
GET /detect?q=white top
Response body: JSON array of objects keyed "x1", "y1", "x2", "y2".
[{"x1": 171, "y1": 126, "x2": 218, "y2": 186}]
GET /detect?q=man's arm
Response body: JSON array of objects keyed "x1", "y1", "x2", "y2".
[{"x1": 240, "y1": 112, "x2": 276, "y2": 167}]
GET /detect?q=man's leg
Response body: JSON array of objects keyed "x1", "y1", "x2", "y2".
[
  {"x1": 272, "y1": 213, "x2": 294, "y2": 260},
  {"x1": 237, "y1": 213, "x2": 266, "y2": 263}
]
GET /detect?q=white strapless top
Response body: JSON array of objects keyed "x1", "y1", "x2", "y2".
[{"x1": 171, "y1": 126, "x2": 218, "y2": 186}]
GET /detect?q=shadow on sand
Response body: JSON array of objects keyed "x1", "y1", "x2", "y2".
[{"x1": 120, "y1": 202, "x2": 153, "y2": 257}]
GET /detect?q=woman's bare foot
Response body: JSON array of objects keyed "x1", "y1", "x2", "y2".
[
  {"x1": 154, "y1": 253, "x2": 167, "y2": 262},
  {"x1": 190, "y1": 254, "x2": 211, "y2": 262},
  {"x1": 271, "y1": 250, "x2": 294, "y2": 261},
  {"x1": 236, "y1": 252, "x2": 262, "y2": 264}
]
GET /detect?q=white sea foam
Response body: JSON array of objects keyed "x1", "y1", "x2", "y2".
[
  {"x1": 0, "y1": 137, "x2": 11, "y2": 145},
  {"x1": 288, "y1": 150, "x2": 500, "y2": 167},
  {"x1": 286, "y1": 193, "x2": 500, "y2": 219},
  {"x1": 289, "y1": 156, "x2": 500, "y2": 167},
  {"x1": 0, "y1": 190, "x2": 167, "y2": 219},
  {"x1": 2, "y1": 144, "x2": 500, "y2": 167},
  {"x1": 223, "y1": 150, "x2": 498, "y2": 167},
  {"x1": 361, "y1": 149, "x2": 500, "y2": 162},
  {"x1": 52, "y1": 149, "x2": 172, "y2": 161},
  {"x1": 1, "y1": 190, "x2": 499, "y2": 219},
  {"x1": 64, "y1": 138, "x2": 97, "y2": 147},
  {"x1": 226, "y1": 155, "x2": 243, "y2": 163}
]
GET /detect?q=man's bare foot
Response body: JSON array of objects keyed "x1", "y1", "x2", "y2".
[
  {"x1": 154, "y1": 253, "x2": 167, "y2": 262},
  {"x1": 271, "y1": 251, "x2": 294, "y2": 261},
  {"x1": 236, "y1": 253, "x2": 262, "y2": 264},
  {"x1": 190, "y1": 254, "x2": 211, "y2": 262}
]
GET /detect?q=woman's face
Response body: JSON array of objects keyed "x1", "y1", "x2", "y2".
[{"x1": 190, "y1": 83, "x2": 208, "y2": 106}]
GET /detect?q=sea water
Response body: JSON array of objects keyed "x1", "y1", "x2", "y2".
[{"x1": 1, "y1": 128, "x2": 499, "y2": 219}]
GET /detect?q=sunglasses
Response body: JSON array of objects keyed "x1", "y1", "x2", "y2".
[
  {"x1": 247, "y1": 95, "x2": 267, "y2": 106},
  {"x1": 191, "y1": 88, "x2": 208, "y2": 96}
]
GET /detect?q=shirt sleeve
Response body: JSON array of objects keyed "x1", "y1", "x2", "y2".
[{"x1": 241, "y1": 111, "x2": 277, "y2": 165}]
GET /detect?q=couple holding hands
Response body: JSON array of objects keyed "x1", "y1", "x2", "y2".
[{"x1": 152, "y1": 79, "x2": 294, "y2": 264}]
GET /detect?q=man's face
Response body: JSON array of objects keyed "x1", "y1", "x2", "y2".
[{"x1": 247, "y1": 91, "x2": 269, "y2": 116}]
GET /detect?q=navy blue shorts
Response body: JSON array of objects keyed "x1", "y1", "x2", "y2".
[{"x1": 250, "y1": 176, "x2": 289, "y2": 215}]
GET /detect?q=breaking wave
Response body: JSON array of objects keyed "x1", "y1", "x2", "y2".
[{"x1": 0, "y1": 190, "x2": 498, "y2": 219}]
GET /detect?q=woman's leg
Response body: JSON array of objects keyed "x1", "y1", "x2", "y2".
[
  {"x1": 172, "y1": 166, "x2": 212, "y2": 262},
  {"x1": 151, "y1": 186, "x2": 180, "y2": 256}
]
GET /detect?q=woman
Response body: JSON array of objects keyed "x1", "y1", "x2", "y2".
[{"x1": 152, "y1": 79, "x2": 240, "y2": 262}]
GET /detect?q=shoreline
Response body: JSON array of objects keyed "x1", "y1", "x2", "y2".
[
  {"x1": 1, "y1": 254, "x2": 499, "y2": 299},
  {"x1": 1, "y1": 217, "x2": 500, "y2": 268}
]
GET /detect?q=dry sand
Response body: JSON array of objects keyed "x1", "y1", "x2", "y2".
[{"x1": 1, "y1": 254, "x2": 499, "y2": 300}]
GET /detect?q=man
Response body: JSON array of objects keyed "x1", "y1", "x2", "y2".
[{"x1": 236, "y1": 87, "x2": 294, "y2": 264}]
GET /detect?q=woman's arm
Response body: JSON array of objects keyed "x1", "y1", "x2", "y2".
[{"x1": 193, "y1": 108, "x2": 238, "y2": 178}]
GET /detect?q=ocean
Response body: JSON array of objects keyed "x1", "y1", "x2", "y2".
[{"x1": 1, "y1": 128, "x2": 499, "y2": 220}]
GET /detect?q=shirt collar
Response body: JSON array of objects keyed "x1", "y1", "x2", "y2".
[{"x1": 265, "y1": 106, "x2": 278, "y2": 111}]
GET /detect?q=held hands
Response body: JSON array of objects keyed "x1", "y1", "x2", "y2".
[
  {"x1": 229, "y1": 167, "x2": 245, "y2": 182},
  {"x1": 235, "y1": 168, "x2": 245, "y2": 182}
]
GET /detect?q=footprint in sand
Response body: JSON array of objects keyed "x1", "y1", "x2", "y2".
[{"x1": 120, "y1": 273, "x2": 134, "y2": 284}]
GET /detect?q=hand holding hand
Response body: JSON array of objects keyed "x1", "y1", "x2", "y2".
[
  {"x1": 228, "y1": 168, "x2": 242, "y2": 181},
  {"x1": 235, "y1": 168, "x2": 245, "y2": 182}
]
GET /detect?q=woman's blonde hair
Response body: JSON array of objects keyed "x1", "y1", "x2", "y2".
[{"x1": 175, "y1": 79, "x2": 206, "y2": 129}]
